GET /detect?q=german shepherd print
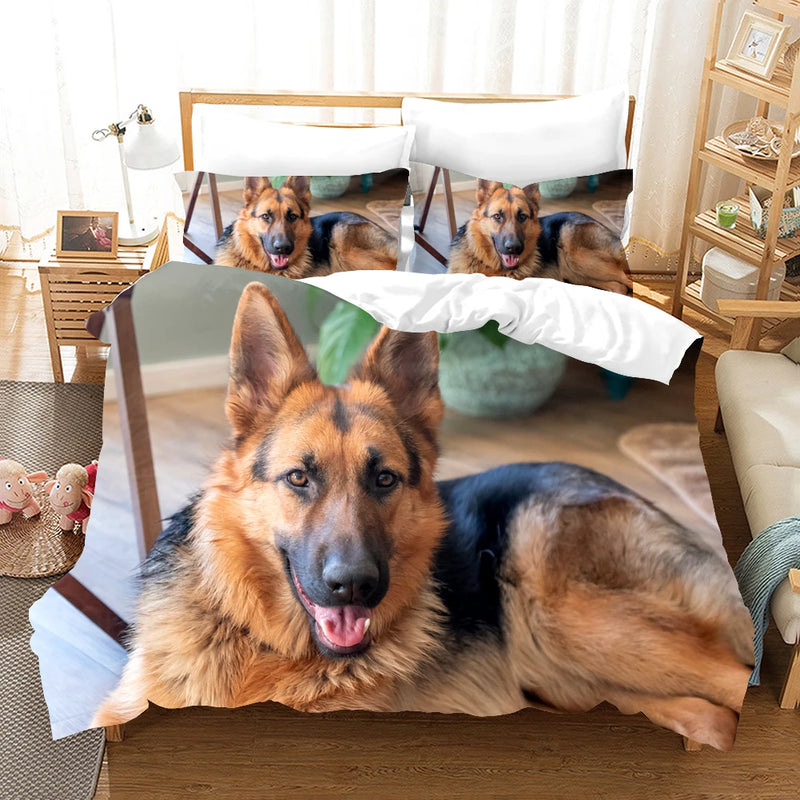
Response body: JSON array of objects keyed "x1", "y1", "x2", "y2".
[
  {"x1": 92, "y1": 284, "x2": 751, "y2": 749},
  {"x1": 215, "y1": 176, "x2": 398, "y2": 278},
  {"x1": 448, "y1": 179, "x2": 633, "y2": 294}
]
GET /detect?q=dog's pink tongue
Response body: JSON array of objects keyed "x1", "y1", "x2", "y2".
[
  {"x1": 270, "y1": 254, "x2": 289, "y2": 268},
  {"x1": 501, "y1": 254, "x2": 520, "y2": 268},
  {"x1": 314, "y1": 606, "x2": 371, "y2": 648}
]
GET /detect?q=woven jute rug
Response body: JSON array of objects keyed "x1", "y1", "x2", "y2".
[
  {"x1": 0, "y1": 482, "x2": 86, "y2": 577},
  {"x1": 365, "y1": 199, "x2": 402, "y2": 234},
  {"x1": 591, "y1": 199, "x2": 627, "y2": 236},
  {"x1": 0, "y1": 380, "x2": 105, "y2": 799},
  {"x1": 618, "y1": 422, "x2": 718, "y2": 529}
]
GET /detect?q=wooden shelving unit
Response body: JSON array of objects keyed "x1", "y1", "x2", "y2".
[{"x1": 672, "y1": 0, "x2": 800, "y2": 348}]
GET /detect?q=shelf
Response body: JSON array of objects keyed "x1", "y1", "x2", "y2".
[
  {"x1": 755, "y1": 0, "x2": 800, "y2": 18},
  {"x1": 689, "y1": 192, "x2": 800, "y2": 265},
  {"x1": 699, "y1": 136, "x2": 800, "y2": 191},
  {"x1": 683, "y1": 279, "x2": 800, "y2": 333},
  {"x1": 710, "y1": 60, "x2": 793, "y2": 108}
]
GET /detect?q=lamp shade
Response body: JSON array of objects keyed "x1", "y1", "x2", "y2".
[{"x1": 125, "y1": 120, "x2": 180, "y2": 170}]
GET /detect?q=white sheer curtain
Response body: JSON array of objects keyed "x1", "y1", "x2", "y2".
[{"x1": 0, "y1": 0, "x2": 760, "y2": 270}]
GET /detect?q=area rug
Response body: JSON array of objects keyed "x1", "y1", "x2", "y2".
[
  {"x1": 618, "y1": 422, "x2": 718, "y2": 529},
  {"x1": 0, "y1": 380, "x2": 105, "y2": 799},
  {"x1": 365, "y1": 199, "x2": 402, "y2": 233},
  {"x1": 592, "y1": 199, "x2": 627, "y2": 236}
]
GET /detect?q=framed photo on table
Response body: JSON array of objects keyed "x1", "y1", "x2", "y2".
[
  {"x1": 56, "y1": 210, "x2": 119, "y2": 258},
  {"x1": 725, "y1": 11, "x2": 791, "y2": 79}
]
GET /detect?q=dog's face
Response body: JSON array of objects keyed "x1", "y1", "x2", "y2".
[
  {"x1": 470, "y1": 179, "x2": 542, "y2": 275},
  {"x1": 233, "y1": 177, "x2": 314, "y2": 277},
  {"x1": 221, "y1": 284, "x2": 445, "y2": 659}
]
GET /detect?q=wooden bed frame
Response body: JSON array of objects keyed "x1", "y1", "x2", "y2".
[{"x1": 177, "y1": 90, "x2": 636, "y2": 264}]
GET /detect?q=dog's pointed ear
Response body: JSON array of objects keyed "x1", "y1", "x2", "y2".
[
  {"x1": 476, "y1": 179, "x2": 504, "y2": 206},
  {"x1": 351, "y1": 328, "x2": 443, "y2": 439},
  {"x1": 283, "y1": 176, "x2": 311, "y2": 211},
  {"x1": 522, "y1": 182, "x2": 540, "y2": 209},
  {"x1": 227, "y1": 282, "x2": 316, "y2": 440},
  {"x1": 243, "y1": 177, "x2": 272, "y2": 205}
]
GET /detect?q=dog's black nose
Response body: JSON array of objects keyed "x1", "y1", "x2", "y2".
[
  {"x1": 271, "y1": 237, "x2": 293, "y2": 255},
  {"x1": 503, "y1": 239, "x2": 523, "y2": 255},
  {"x1": 323, "y1": 557, "x2": 380, "y2": 605}
]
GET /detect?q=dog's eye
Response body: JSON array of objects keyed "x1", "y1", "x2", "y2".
[
  {"x1": 375, "y1": 471, "x2": 397, "y2": 489},
  {"x1": 260, "y1": 212, "x2": 272, "y2": 222},
  {"x1": 286, "y1": 470, "x2": 308, "y2": 488},
  {"x1": 492, "y1": 213, "x2": 503, "y2": 222},
  {"x1": 517, "y1": 212, "x2": 529, "y2": 222},
  {"x1": 285, "y1": 210, "x2": 298, "y2": 222}
]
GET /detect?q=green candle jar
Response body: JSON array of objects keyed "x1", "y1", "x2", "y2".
[{"x1": 716, "y1": 201, "x2": 739, "y2": 229}]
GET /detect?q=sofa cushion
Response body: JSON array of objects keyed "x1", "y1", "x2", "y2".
[
  {"x1": 716, "y1": 350, "x2": 800, "y2": 645},
  {"x1": 738, "y1": 464, "x2": 800, "y2": 536},
  {"x1": 781, "y1": 336, "x2": 800, "y2": 364},
  {"x1": 716, "y1": 350, "x2": 800, "y2": 471}
]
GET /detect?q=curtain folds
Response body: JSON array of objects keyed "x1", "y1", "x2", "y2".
[{"x1": 0, "y1": 0, "x2": 762, "y2": 270}]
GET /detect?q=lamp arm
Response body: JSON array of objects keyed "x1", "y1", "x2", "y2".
[{"x1": 91, "y1": 105, "x2": 147, "y2": 143}]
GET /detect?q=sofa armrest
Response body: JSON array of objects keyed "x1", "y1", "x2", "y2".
[{"x1": 716, "y1": 300, "x2": 800, "y2": 351}]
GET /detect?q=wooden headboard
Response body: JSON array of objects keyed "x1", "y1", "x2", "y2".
[{"x1": 177, "y1": 90, "x2": 636, "y2": 172}]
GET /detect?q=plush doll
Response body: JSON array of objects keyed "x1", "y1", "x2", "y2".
[
  {"x1": 0, "y1": 459, "x2": 48, "y2": 523},
  {"x1": 44, "y1": 461, "x2": 98, "y2": 533}
]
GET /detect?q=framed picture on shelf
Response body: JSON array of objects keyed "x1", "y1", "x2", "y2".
[
  {"x1": 725, "y1": 11, "x2": 791, "y2": 79},
  {"x1": 56, "y1": 210, "x2": 119, "y2": 258}
]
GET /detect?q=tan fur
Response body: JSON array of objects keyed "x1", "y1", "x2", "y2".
[
  {"x1": 448, "y1": 179, "x2": 632, "y2": 294},
  {"x1": 556, "y1": 218, "x2": 632, "y2": 295},
  {"x1": 215, "y1": 176, "x2": 397, "y2": 277},
  {"x1": 448, "y1": 180, "x2": 542, "y2": 279},
  {"x1": 93, "y1": 284, "x2": 751, "y2": 750}
]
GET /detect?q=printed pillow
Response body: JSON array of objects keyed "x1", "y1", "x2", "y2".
[
  {"x1": 189, "y1": 118, "x2": 415, "y2": 277},
  {"x1": 404, "y1": 91, "x2": 634, "y2": 295}
]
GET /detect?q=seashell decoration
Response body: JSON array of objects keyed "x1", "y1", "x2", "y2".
[{"x1": 728, "y1": 117, "x2": 782, "y2": 158}]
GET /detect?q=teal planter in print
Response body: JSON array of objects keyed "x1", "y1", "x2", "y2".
[{"x1": 438, "y1": 330, "x2": 566, "y2": 417}]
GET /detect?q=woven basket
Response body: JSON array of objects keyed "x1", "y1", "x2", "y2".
[{"x1": 0, "y1": 482, "x2": 85, "y2": 578}]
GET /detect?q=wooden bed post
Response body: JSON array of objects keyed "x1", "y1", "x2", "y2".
[
  {"x1": 105, "y1": 289, "x2": 163, "y2": 560},
  {"x1": 779, "y1": 569, "x2": 800, "y2": 709},
  {"x1": 98, "y1": 287, "x2": 165, "y2": 743}
]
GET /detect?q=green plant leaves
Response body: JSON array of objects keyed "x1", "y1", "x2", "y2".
[
  {"x1": 439, "y1": 320, "x2": 509, "y2": 352},
  {"x1": 317, "y1": 301, "x2": 380, "y2": 384}
]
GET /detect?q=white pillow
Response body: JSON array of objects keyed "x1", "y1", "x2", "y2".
[
  {"x1": 402, "y1": 87, "x2": 629, "y2": 185},
  {"x1": 193, "y1": 109, "x2": 415, "y2": 176}
]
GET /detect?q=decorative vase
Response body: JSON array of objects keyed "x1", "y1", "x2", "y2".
[
  {"x1": 438, "y1": 332, "x2": 567, "y2": 417},
  {"x1": 310, "y1": 176, "x2": 351, "y2": 199},
  {"x1": 539, "y1": 177, "x2": 578, "y2": 199}
]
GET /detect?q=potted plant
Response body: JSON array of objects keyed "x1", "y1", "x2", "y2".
[{"x1": 316, "y1": 301, "x2": 567, "y2": 417}]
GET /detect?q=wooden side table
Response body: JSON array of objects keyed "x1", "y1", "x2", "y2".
[{"x1": 39, "y1": 215, "x2": 183, "y2": 381}]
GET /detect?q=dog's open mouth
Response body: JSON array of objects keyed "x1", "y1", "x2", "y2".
[
  {"x1": 500, "y1": 254, "x2": 520, "y2": 269},
  {"x1": 268, "y1": 253, "x2": 290, "y2": 270},
  {"x1": 288, "y1": 562, "x2": 372, "y2": 656}
]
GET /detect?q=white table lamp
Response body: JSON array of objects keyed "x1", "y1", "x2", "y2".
[{"x1": 92, "y1": 105, "x2": 180, "y2": 245}]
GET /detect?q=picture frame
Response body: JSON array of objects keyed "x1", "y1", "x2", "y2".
[
  {"x1": 725, "y1": 11, "x2": 791, "y2": 80},
  {"x1": 56, "y1": 210, "x2": 119, "y2": 258}
]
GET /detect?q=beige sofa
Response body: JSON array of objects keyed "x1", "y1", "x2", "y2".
[{"x1": 715, "y1": 300, "x2": 800, "y2": 709}]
